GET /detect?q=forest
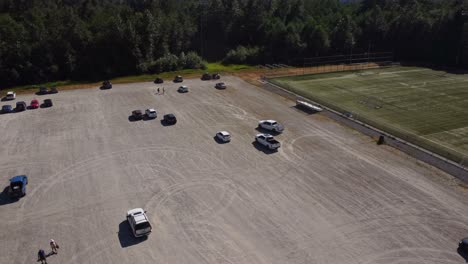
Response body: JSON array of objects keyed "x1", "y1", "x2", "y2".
[{"x1": 0, "y1": 0, "x2": 465, "y2": 87}]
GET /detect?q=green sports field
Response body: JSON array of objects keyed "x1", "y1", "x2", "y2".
[{"x1": 271, "y1": 66, "x2": 468, "y2": 164}]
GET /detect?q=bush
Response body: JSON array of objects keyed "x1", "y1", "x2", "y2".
[
  {"x1": 140, "y1": 52, "x2": 206, "y2": 74},
  {"x1": 223, "y1": 46, "x2": 261, "y2": 64}
]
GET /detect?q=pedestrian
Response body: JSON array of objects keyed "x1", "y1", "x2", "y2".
[
  {"x1": 38, "y1": 249, "x2": 47, "y2": 264},
  {"x1": 50, "y1": 239, "x2": 59, "y2": 254},
  {"x1": 157, "y1": 88, "x2": 160, "y2": 94},
  {"x1": 162, "y1": 87, "x2": 165, "y2": 94}
]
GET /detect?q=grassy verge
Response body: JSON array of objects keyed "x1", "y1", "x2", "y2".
[{"x1": 1, "y1": 62, "x2": 256, "y2": 96}]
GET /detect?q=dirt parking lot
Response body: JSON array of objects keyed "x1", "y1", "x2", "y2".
[{"x1": 0, "y1": 76, "x2": 467, "y2": 264}]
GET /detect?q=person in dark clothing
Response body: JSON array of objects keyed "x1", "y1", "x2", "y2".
[{"x1": 38, "y1": 249, "x2": 47, "y2": 264}]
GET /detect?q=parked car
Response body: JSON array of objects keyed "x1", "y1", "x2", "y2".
[
  {"x1": 30, "y1": 99, "x2": 39, "y2": 109},
  {"x1": 215, "y1": 82, "x2": 226, "y2": 89},
  {"x1": 101, "y1": 80, "x2": 112, "y2": 89},
  {"x1": 15, "y1": 101, "x2": 27, "y2": 112},
  {"x1": 216, "y1": 131, "x2": 231, "y2": 142},
  {"x1": 38, "y1": 86, "x2": 48, "y2": 95},
  {"x1": 145, "y1": 108, "x2": 157, "y2": 119},
  {"x1": 258, "y1": 120, "x2": 284, "y2": 133},
  {"x1": 255, "y1": 133, "x2": 281, "y2": 150},
  {"x1": 5, "y1": 91, "x2": 16, "y2": 100},
  {"x1": 1, "y1": 105, "x2": 13, "y2": 114},
  {"x1": 460, "y1": 238, "x2": 468, "y2": 254},
  {"x1": 212, "y1": 73, "x2": 221, "y2": 80},
  {"x1": 173, "y1": 75, "x2": 183, "y2": 83},
  {"x1": 8, "y1": 175, "x2": 28, "y2": 198},
  {"x1": 154, "y1": 77, "x2": 164, "y2": 84},
  {"x1": 126, "y1": 208, "x2": 152, "y2": 237},
  {"x1": 178, "y1": 86, "x2": 189, "y2": 93},
  {"x1": 49, "y1": 87, "x2": 58, "y2": 94},
  {"x1": 163, "y1": 114, "x2": 177, "y2": 125},
  {"x1": 132, "y1": 110, "x2": 143, "y2": 120},
  {"x1": 201, "y1": 72, "x2": 212, "y2": 80},
  {"x1": 43, "y1": 99, "x2": 53, "y2": 107}
]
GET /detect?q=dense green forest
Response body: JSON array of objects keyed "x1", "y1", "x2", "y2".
[{"x1": 0, "y1": 0, "x2": 465, "y2": 87}]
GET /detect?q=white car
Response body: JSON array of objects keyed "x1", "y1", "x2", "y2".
[
  {"x1": 216, "y1": 131, "x2": 231, "y2": 142},
  {"x1": 145, "y1": 108, "x2": 157, "y2": 119},
  {"x1": 126, "y1": 208, "x2": 152, "y2": 237},
  {"x1": 178, "y1": 86, "x2": 189, "y2": 93},
  {"x1": 5, "y1": 91, "x2": 16, "y2": 100},
  {"x1": 258, "y1": 120, "x2": 284, "y2": 133}
]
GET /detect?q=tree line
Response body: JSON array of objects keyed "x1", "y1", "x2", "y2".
[{"x1": 0, "y1": 0, "x2": 465, "y2": 87}]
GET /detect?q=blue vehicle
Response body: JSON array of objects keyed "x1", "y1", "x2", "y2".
[
  {"x1": 8, "y1": 175, "x2": 28, "y2": 198},
  {"x1": 1, "y1": 105, "x2": 13, "y2": 114}
]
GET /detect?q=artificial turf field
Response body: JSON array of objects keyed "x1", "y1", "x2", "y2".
[{"x1": 271, "y1": 66, "x2": 468, "y2": 164}]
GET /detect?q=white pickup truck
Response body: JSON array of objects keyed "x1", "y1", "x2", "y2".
[
  {"x1": 255, "y1": 133, "x2": 280, "y2": 150},
  {"x1": 258, "y1": 120, "x2": 284, "y2": 133}
]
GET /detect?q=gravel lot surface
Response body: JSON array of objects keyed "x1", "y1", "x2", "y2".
[{"x1": 0, "y1": 76, "x2": 467, "y2": 264}]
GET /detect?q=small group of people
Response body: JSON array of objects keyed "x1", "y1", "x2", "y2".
[
  {"x1": 37, "y1": 239, "x2": 59, "y2": 264},
  {"x1": 156, "y1": 87, "x2": 165, "y2": 95}
]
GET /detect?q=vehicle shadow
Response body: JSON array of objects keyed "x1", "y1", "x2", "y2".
[
  {"x1": 117, "y1": 220, "x2": 147, "y2": 248},
  {"x1": 1, "y1": 97, "x2": 8, "y2": 102},
  {"x1": 99, "y1": 86, "x2": 112, "y2": 90},
  {"x1": 458, "y1": 248, "x2": 468, "y2": 262},
  {"x1": 254, "y1": 127, "x2": 281, "y2": 136},
  {"x1": 0, "y1": 186, "x2": 17, "y2": 206},
  {"x1": 160, "y1": 120, "x2": 175, "y2": 126},
  {"x1": 35, "y1": 92, "x2": 46, "y2": 96},
  {"x1": 142, "y1": 115, "x2": 156, "y2": 121},
  {"x1": 213, "y1": 136, "x2": 228, "y2": 144},
  {"x1": 128, "y1": 116, "x2": 141, "y2": 122},
  {"x1": 251, "y1": 141, "x2": 278, "y2": 154}
]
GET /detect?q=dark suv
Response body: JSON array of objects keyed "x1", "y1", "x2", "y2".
[
  {"x1": 163, "y1": 114, "x2": 177, "y2": 125},
  {"x1": 8, "y1": 175, "x2": 28, "y2": 198},
  {"x1": 43, "y1": 99, "x2": 53, "y2": 107},
  {"x1": 16, "y1": 101, "x2": 27, "y2": 112},
  {"x1": 460, "y1": 238, "x2": 468, "y2": 254},
  {"x1": 132, "y1": 110, "x2": 143, "y2": 120},
  {"x1": 101, "y1": 80, "x2": 112, "y2": 89}
]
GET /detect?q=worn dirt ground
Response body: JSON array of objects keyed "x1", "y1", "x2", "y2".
[{"x1": 0, "y1": 76, "x2": 467, "y2": 264}]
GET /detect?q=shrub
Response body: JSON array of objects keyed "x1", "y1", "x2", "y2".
[{"x1": 223, "y1": 46, "x2": 261, "y2": 64}]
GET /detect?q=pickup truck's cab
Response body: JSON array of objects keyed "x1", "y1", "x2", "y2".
[
  {"x1": 8, "y1": 175, "x2": 28, "y2": 198},
  {"x1": 255, "y1": 133, "x2": 280, "y2": 150},
  {"x1": 126, "y1": 208, "x2": 152, "y2": 237},
  {"x1": 259, "y1": 120, "x2": 284, "y2": 133}
]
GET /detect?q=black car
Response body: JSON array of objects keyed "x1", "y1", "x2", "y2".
[
  {"x1": 43, "y1": 99, "x2": 53, "y2": 107},
  {"x1": 154, "y1": 77, "x2": 164, "y2": 84},
  {"x1": 1, "y1": 105, "x2": 13, "y2": 114},
  {"x1": 8, "y1": 175, "x2": 28, "y2": 198},
  {"x1": 49, "y1": 87, "x2": 58, "y2": 94},
  {"x1": 15, "y1": 101, "x2": 27, "y2": 112},
  {"x1": 101, "y1": 80, "x2": 112, "y2": 89},
  {"x1": 132, "y1": 110, "x2": 143, "y2": 120},
  {"x1": 163, "y1": 114, "x2": 177, "y2": 125},
  {"x1": 212, "y1": 73, "x2": 221, "y2": 80},
  {"x1": 173, "y1": 75, "x2": 183, "y2": 83},
  {"x1": 460, "y1": 238, "x2": 468, "y2": 254},
  {"x1": 38, "y1": 86, "x2": 48, "y2": 95},
  {"x1": 201, "y1": 72, "x2": 212, "y2": 80},
  {"x1": 215, "y1": 82, "x2": 226, "y2": 89}
]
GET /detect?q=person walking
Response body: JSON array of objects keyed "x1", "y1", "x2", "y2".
[
  {"x1": 38, "y1": 249, "x2": 47, "y2": 264},
  {"x1": 162, "y1": 87, "x2": 165, "y2": 95},
  {"x1": 157, "y1": 88, "x2": 160, "y2": 94},
  {"x1": 50, "y1": 239, "x2": 59, "y2": 254}
]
